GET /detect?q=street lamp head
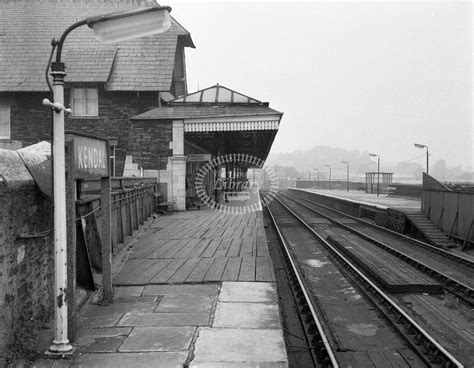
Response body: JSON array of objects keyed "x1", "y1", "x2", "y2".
[
  {"x1": 324, "y1": 164, "x2": 331, "y2": 168},
  {"x1": 87, "y1": 6, "x2": 172, "y2": 44},
  {"x1": 369, "y1": 153, "x2": 378, "y2": 158},
  {"x1": 341, "y1": 160, "x2": 348, "y2": 164},
  {"x1": 414, "y1": 143, "x2": 428, "y2": 149}
]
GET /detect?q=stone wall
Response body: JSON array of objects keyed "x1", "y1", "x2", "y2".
[{"x1": 0, "y1": 149, "x2": 54, "y2": 354}]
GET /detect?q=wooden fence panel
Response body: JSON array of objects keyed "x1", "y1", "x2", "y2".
[{"x1": 77, "y1": 181, "x2": 158, "y2": 262}]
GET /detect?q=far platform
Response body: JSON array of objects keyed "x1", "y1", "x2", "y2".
[
  {"x1": 296, "y1": 188, "x2": 421, "y2": 212},
  {"x1": 114, "y1": 208, "x2": 274, "y2": 285}
]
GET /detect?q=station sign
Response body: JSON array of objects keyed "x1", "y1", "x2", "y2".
[
  {"x1": 69, "y1": 134, "x2": 109, "y2": 179},
  {"x1": 187, "y1": 154, "x2": 211, "y2": 162}
]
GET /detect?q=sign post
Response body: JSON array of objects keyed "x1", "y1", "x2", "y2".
[{"x1": 65, "y1": 131, "x2": 112, "y2": 340}]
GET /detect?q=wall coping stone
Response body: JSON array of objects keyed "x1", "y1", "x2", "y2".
[{"x1": 0, "y1": 148, "x2": 35, "y2": 192}]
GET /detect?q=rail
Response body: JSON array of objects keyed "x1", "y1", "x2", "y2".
[
  {"x1": 265, "y1": 196, "x2": 339, "y2": 368},
  {"x1": 272, "y1": 195, "x2": 464, "y2": 368},
  {"x1": 286, "y1": 192, "x2": 474, "y2": 268},
  {"x1": 280, "y1": 192, "x2": 474, "y2": 305}
]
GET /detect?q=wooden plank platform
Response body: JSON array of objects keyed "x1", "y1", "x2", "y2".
[
  {"x1": 114, "y1": 209, "x2": 275, "y2": 285},
  {"x1": 326, "y1": 231, "x2": 442, "y2": 294}
]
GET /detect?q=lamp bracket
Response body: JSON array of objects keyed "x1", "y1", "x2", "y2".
[{"x1": 42, "y1": 98, "x2": 71, "y2": 114}]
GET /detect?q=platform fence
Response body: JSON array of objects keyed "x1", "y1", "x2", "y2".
[
  {"x1": 76, "y1": 177, "x2": 159, "y2": 270},
  {"x1": 423, "y1": 190, "x2": 474, "y2": 248}
]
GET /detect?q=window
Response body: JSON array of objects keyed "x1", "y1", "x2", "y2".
[
  {"x1": 0, "y1": 107, "x2": 10, "y2": 139},
  {"x1": 71, "y1": 88, "x2": 98, "y2": 117}
]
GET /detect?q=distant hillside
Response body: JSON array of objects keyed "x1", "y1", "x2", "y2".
[
  {"x1": 267, "y1": 146, "x2": 473, "y2": 183},
  {"x1": 267, "y1": 146, "x2": 376, "y2": 174},
  {"x1": 266, "y1": 146, "x2": 427, "y2": 181}
]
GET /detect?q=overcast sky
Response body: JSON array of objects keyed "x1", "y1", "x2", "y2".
[{"x1": 168, "y1": 1, "x2": 473, "y2": 170}]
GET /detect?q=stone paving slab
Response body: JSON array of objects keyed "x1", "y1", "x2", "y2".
[
  {"x1": 143, "y1": 284, "x2": 219, "y2": 296},
  {"x1": 80, "y1": 298, "x2": 159, "y2": 316},
  {"x1": 213, "y1": 302, "x2": 281, "y2": 329},
  {"x1": 190, "y1": 363, "x2": 288, "y2": 368},
  {"x1": 155, "y1": 294, "x2": 216, "y2": 313},
  {"x1": 219, "y1": 281, "x2": 278, "y2": 302},
  {"x1": 75, "y1": 352, "x2": 189, "y2": 367},
  {"x1": 79, "y1": 336, "x2": 126, "y2": 353},
  {"x1": 190, "y1": 328, "x2": 287, "y2": 367},
  {"x1": 77, "y1": 327, "x2": 132, "y2": 339},
  {"x1": 75, "y1": 327, "x2": 132, "y2": 353},
  {"x1": 118, "y1": 312, "x2": 210, "y2": 327},
  {"x1": 78, "y1": 313, "x2": 123, "y2": 329},
  {"x1": 119, "y1": 326, "x2": 196, "y2": 352}
]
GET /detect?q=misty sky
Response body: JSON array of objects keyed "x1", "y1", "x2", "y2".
[{"x1": 169, "y1": 1, "x2": 473, "y2": 170}]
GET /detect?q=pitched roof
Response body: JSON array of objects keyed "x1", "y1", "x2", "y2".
[
  {"x1": 132, "y1": 84, "x2": 283, "y2": 120},
  {"x1": 0, "y1": 0, "x2": 194, "y2": 92},
  {"x1": 171, "y1": 84, "x2": 262, "y2": 104}
]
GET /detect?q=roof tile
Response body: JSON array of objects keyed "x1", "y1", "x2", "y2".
[{"x1": 0, "y1": 0, "x2": 193, "y2": 92}]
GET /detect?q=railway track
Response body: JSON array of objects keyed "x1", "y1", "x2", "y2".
[
  {"x1": 265, "y1": 195, "x2": 464, "y2": 368},
  {"x1": 280, "y1": 191, "x2": 474, "y2": 306},
  {"x1": 266, "y1": 202, "x2": 339, "y2": 367},
  {"x1": 286, "y1": 191, "x2": 474, "y2": 268}
]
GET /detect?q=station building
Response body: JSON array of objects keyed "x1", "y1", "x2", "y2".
[
  {"x1": 0, "y1": 1, "x2": 283, "y2": 211},
  {"x1": 131, "y1": 84, "x2": 283, "y2": 210}
]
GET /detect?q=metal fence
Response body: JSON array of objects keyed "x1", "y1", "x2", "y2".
[{"x1": 423, "y1": 190, "x2": 474, "y2": 248}]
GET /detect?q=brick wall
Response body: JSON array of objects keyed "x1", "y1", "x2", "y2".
[
  {"x1": 1, "y1": 89, "x2": 172, "y2": 176},
  {"x1": 126, "y1": 119, "x2": 172, "y2": 171},
  {"x1": 0, "y1": 149, "x2": 54, "y2": 354}
]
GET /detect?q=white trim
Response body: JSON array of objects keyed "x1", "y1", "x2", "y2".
[
  {"x1": 185, "y1": 120, "x2": 279, "y2": 132},
  {"x1": 186, "y1": 114, "x2": 280, "y2": 124}
]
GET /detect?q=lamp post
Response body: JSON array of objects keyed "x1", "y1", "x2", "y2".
[
  {"x1": 414, "y1": 143, "x2": 429, "y2": 174},
  {"x1": 42, "y1": 5, "x2": 172, "y2": 354},
  {"x1": 369, "y1": 153, "x2": 380, "y2": 196},
  {"x1": 324, "y1": 164, "x2": 331, "y2": 190},
  {"x1": 341, "y1": 160, "x2": 349, "y2": 192},
  {"x1": 313, "y1": 168, "x2": 319, "y2": 188}
]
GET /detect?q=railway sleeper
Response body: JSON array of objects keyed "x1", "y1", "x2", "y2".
[{"x1": 271, "y1": 196, "x2": 465, "y2": 368}]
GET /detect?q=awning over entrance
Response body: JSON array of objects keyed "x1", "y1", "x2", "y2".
[{"x1": 132, "y1": 84, "x2": 283, "y2": 161}]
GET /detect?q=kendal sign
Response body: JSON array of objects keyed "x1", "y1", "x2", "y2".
[{"x1": 71, "y1": 135, "x2": 109, "y2": 178}]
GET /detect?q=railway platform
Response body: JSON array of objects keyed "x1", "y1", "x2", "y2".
[
  {"x1": 34, "y1": 207, "x2": 288, "y2": 367},
  {"x1": 298, "y1": 188, "x2": 422, "y2": 212}
]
